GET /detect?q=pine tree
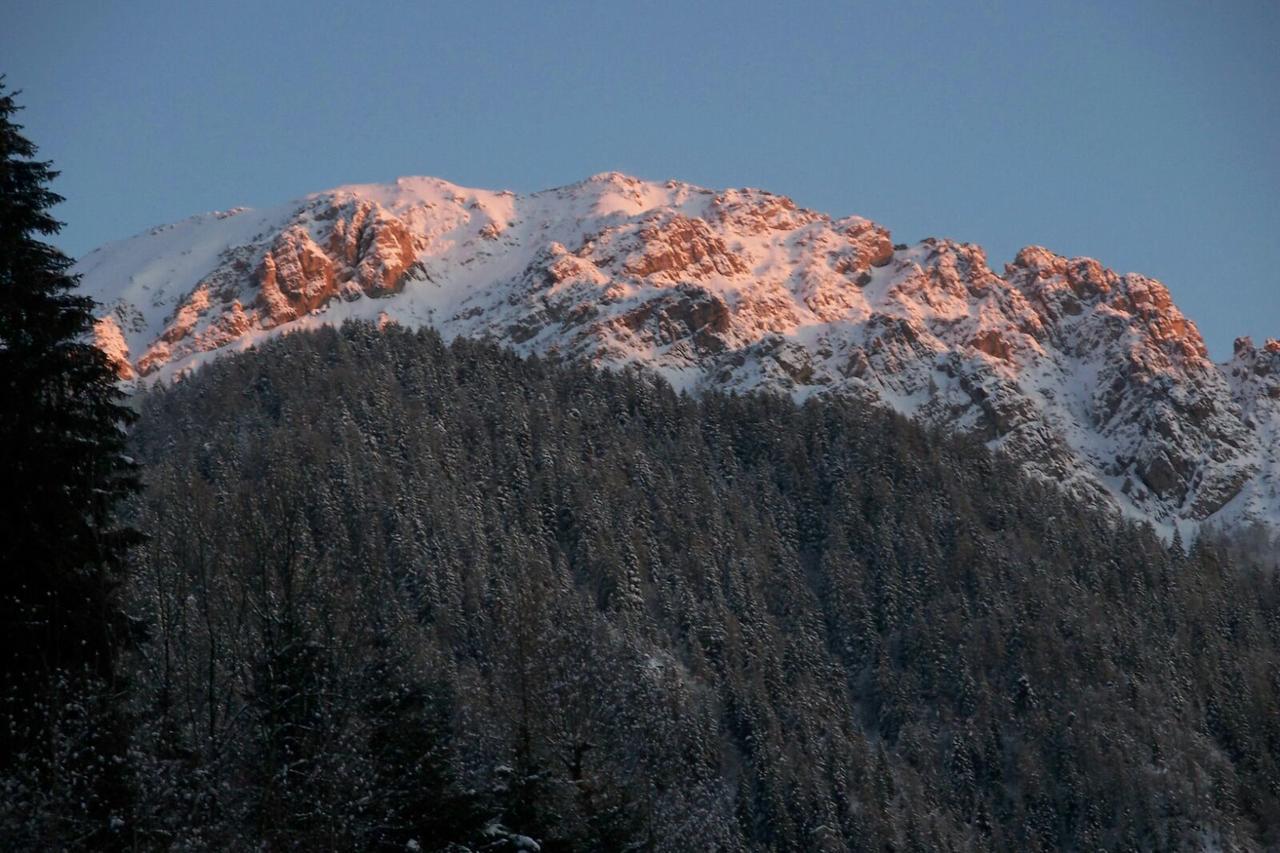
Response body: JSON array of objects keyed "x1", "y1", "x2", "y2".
[{"x1": 0, "y1": 80, "x2": 140, "y2": 764}]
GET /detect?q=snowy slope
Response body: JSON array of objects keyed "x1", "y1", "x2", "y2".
[{"x1": 75, "y1": 173, "x2": 1279, "y2": 536}]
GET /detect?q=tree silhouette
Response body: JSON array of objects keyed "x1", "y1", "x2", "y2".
[{"x1": 0, "y1": 80, "x2": 140, "y2": 843}]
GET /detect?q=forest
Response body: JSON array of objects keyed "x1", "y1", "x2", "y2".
[{"x1": 6, "y1": 321, "x2": 1278, "y2": 851}]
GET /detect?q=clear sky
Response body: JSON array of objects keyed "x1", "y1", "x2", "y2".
[{"x1": 3, "y1": 0, "x2": 1277, "y2": 358}]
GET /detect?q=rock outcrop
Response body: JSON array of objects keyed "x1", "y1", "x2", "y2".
[{"x1": 116, "y1": 196, "x2": 429, "y2": 375}]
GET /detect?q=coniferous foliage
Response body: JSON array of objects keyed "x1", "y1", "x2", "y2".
[
  {"x1": 0, "y1": 81, "x2": 140, "y2": 845},
  {"x1": 92, "y1": 322, "x2": 1280, "y2": 851}
]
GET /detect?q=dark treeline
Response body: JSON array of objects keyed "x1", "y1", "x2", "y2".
[
  {"x1": 8, "y1": 322, "x2": 1280, "y2": 851},
  {"x1": 0, "y1": 81, "x2": 141, "y2": 852}
]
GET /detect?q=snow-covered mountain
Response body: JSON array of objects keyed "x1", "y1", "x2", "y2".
[{"x1": 76, "y1": 172, "x2": 1278, "y2": 535}]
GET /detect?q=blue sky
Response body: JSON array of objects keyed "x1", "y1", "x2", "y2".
[{"x1": 3, "y1": 0, "x2": 1277, "y2": 358}]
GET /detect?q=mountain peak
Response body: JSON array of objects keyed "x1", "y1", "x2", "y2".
[
  {"x1": 76, "y1": 173, "x2": 1275, "y2": 535},
  {"x1": 581, "y1": 169, "x2": 646, "y2": 185}
]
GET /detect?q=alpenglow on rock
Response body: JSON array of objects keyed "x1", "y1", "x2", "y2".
[{"x1": 76, "y1": 172, "x2": 1276, "y2": 534}]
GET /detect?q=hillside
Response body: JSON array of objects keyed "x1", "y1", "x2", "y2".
[{"x1": 60, "y1": 323, "x2": 1275, "y2": 851}]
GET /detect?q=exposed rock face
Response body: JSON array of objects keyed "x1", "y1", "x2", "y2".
[
  {"x1": 76, "y1": 173, "x2": 1277, "y2": 534},
  {"x1": 92, "y1": 315, "x2": 135, "y2": 380},
  {"x1": 1220, "y1": 337, "x2": 1280, "y2": 528},
  {"x1": 617, "y1": 214, "x2": 750, "y2": 280},
  {"x1": 999, "y1": 248, "x2": 1256, "y2": 519},
  {"x1": 253, "y1": 200, "x2": 419, "y2": 325},
  {"x1": 119, "y1": 197, "x2": 428, "y2": 375}
]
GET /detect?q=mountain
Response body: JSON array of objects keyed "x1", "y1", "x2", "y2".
[{"x1": 75, "y1": 172, "x2": 1277, "y2": 534}]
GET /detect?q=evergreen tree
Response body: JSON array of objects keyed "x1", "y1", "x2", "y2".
[{"x1": 0, "y1": 80, "x2": 139, "y2": 770}]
